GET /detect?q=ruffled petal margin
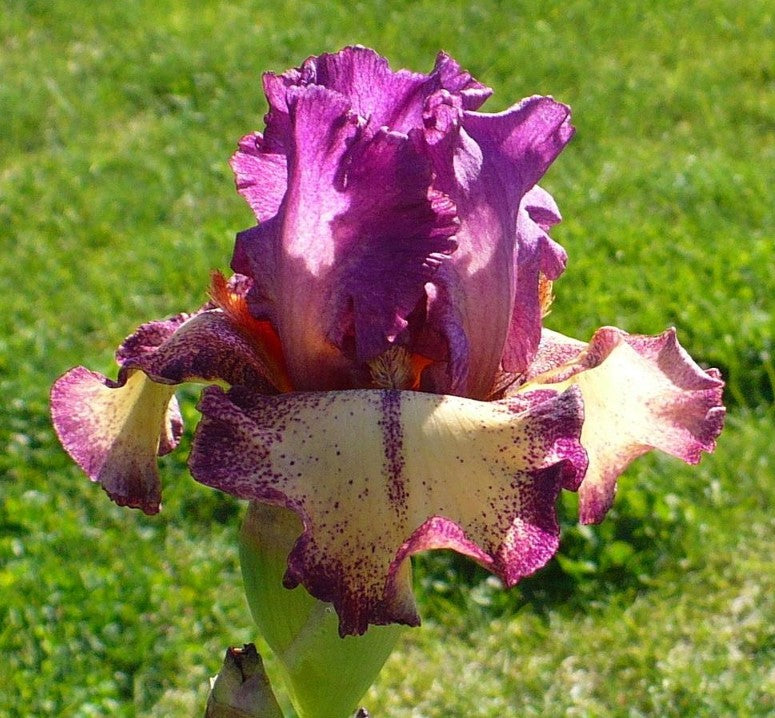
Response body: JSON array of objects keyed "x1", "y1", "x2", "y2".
[
  {"x1": 189, "y1": 385, "x2": 587, "y2": 635},
  {"x1": 519, "y1": 327, "x2": 725, "y2": 523},
  {"x1": 422, "y1": 94, "x2": 574, "y2": 397},
  {"x1": 51, "y1": 309, "x2": 279, "y2": 513},
  {"x1": 51, "y1": 368, "x2": 177, "y2": 513},
  {"x1": 233, "y1": 82, "x2": 459, "y2": 390}
]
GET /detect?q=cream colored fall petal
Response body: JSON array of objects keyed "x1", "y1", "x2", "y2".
[
  {"x1": 51, "y1": 368, "x2": 178, "y2": 513},
  {"x1": 519, "y1": 327, "x2": 725, "y2": 523},
  {"x1": 190, "y1": 385, "x2": 587, "y2": 635}
]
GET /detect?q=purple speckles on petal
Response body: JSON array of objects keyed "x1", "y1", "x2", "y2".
[
  {"x1": 115, "y1": 313, "x2": 192, "y2": 365},
  {"x1": 518, "y1": 327, "x2": 725, "y2": 523},
  {"x1": 190, "y1": 386, "x2": 586, "y2": 635},
  {"x1": 122, "y1": 311, "x2": 279, "y2": 392},
  {"x1": 379, "y1": 390, "x2": 406, "y2": 512}
]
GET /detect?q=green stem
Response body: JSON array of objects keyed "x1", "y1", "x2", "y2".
[{"x1": 279, "y1": 600, "x2": 332, "y2": 674}]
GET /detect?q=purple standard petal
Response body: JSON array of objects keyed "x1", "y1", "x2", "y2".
[
  {"x1": 325, "y1": 129, "x2": 458, "y2": 362},
  {"x1": 232, "y1": 84, "x2": 362, "y2": 390},
  {"x1": 232, "y1": 83, "x2": 458, "y2": 390},
  {"x1": 51, "y1": 308, "x2": 283, "y2": 513},
  {"x1": 274, "y1": 47, "x2": 492, "y2": 139},
  {"x1": 423, "y1": 93, "x2": 574, "y2": 398},
  {"x1": 232, "y1": 47, "x2": 490, "y2": 228},
  {"x1": 518, "y1": 327, "x2": 726, "y2": 523},
  {"x1": 231, "y1": 132, "x2": 289, "y2": 224},
  {"x1": 503, "y1": 186, "x2": 568, "y2": 373},
  {"x1": 190, "y1": 385, "x2": 586, "y2": 635},
  {"x1": 231, "y1": 49, "x2": 526, "y2": 392}
]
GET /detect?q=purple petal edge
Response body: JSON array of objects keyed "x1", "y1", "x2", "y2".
[
  {"x1": 190, "y1": 385, "x2": 586, "y2": 635},
  {"x1": 520, "y1": 327, "x2": 725, "y2": 524}
]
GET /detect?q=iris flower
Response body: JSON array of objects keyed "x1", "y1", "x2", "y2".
[{"x1": 51, "y1": 47, "x2": 724, "y2": 641}]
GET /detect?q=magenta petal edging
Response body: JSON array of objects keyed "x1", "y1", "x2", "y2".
[
  {"x1": 519, "y1": 327, "x2": 726, "y2": 523},
  {"x1": 190, "y1": 384, "x2": 586, "y2": 635}
]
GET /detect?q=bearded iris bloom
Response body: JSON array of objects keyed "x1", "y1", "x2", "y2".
[{"x1": 51, "y1": 47, "x2": 724, "y2": 644}]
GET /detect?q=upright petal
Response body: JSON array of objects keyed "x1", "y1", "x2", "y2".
[
  {"x1": 423, "y1": 94, "x2": 574, "y2": 397},
  {"x1": 231, "y1": 132, "x2": 288, "y2": 223},
  {"x1": 190, "y1": 386, "x2": 586, "y2": 635},
  {"x1": 234, "y1": 49, "x2": 557, "y2": 394},
  {"x1": 232, "y1": 85, "x2": 360, "y2": 389},
  {"x1": 503, "y1": 186, "x2": 568, "y2": 373},
  {"x1": 289, "y1": 46, "x2": 434, "y2": 133},
  {"x1": 233, "y1": 86, "x2": 458, "y2": 390},
  {"x1": 279, "y1": 47, "x2": 492, "y2": 136},
  {"x1": 231, "y1": 47, "x2": 491, "y2": 228},
  {"x1": 519, "y1": 327, "x2": 726, "y2": 523},
  {"x1": 324, "y1": 129, "x2": 458, "y2": 363}
]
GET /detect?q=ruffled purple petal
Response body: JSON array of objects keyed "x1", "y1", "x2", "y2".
[
  {"x1": 431, "y1": 51, "x2": 493, "y2": 111},
  {"x1": 462, "y1": 96, "x2": 575, "y2": 196},
  {"x1": 190, "y1": 385, "x2": 586, "y2": 635},
  {"x1": 234, "y1": 48, "x2": 543, "y2": 391},
  {"x1": 519, "y1": 327, "x2": 726, "y2": 523},
  {"x1": 232, "y1": 83, "x2": 458, "y2": 389},
  {"x1": 232, "y1": 84, "x2": 361, "y2": 389},
  {"x1": 288, "y1": 47, "x2": 433, "y2": 134},
  {"x1": 422, "y1": 94, "x2": 574, "y2": 397},
  {"x1": 122, "y1": 311, "x2": 278, "y2": 390},
  {"x1": 276, "y1": 47, "x2": 492, "y2": 137},
  {"x1": 233, "y1": 47, "x2": 491, "y2": 226},
  {"x1": 325, "y1": 129, "x2": 458, "y2": 362},
  {"x1": 231, "y1": 132, "x2": 289, "y2": 223},
  {"x1": 502, "y1": 187, "x2": 568, "y2": 373},
  {"x1": 115, "y1": 312, "x2": 191, "y2": 364}
]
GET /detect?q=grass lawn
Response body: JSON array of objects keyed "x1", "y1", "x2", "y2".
[{"x1": 1, "y1": 0, "x2": 772, "y2": 715}]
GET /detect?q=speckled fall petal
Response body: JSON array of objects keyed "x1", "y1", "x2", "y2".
[
  {"x1": 189, "y1": 385, "x2": 587, "y2": 635},
  {"x1": 51, "y1": 309, "x2": 280, "y2": 513},
  {"x1": 518, "y1": 327, "x2": 725, "y2": 523}
]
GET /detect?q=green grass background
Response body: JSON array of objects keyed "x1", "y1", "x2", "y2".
[{"x1": 1, "y1": 0, "x2": 772, "y2": 715}]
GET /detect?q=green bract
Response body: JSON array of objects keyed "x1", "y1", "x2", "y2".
[{"x1": 239, "y1": 503, "x2": 403, "y2": 718}]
